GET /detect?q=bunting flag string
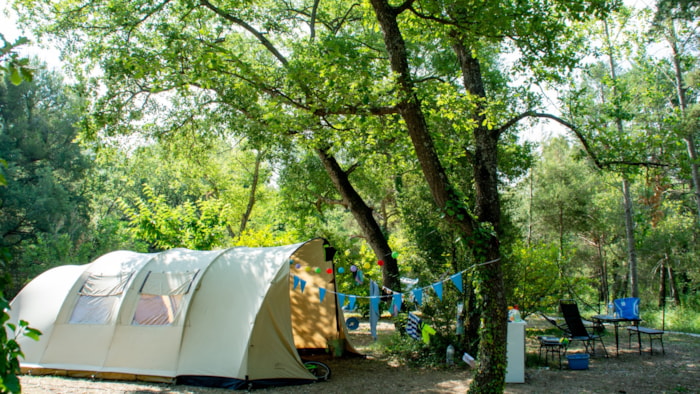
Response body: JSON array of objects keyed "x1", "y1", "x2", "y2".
[
  {"x1": 431, "y1": 282, "x2": 443, "y2": 301},
  {"x1": 291, "y1": 257, "x2": 501, "y2": 310},
  {"x1": 450, "y1": 272, "x2": 463, "y2": 293},
  {"x1": 348, "y1": 295, "x2": 357, "y2": 310},
  {"x1": 412, "y1": 288, "x2": 423, "y2": 306}
]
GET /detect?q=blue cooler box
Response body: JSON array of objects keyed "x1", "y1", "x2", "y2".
[{"x1": 567, "y1": 353, "x2": 590, "y2": 370}]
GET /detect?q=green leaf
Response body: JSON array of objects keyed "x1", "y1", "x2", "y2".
[
  {"x1": 24, "y1": 328, "x2": 42, "y2": 341},
  {"x1": 9, "y1": 68, "x2": 22, "y2": 85},
  {"x1": 2, "y1": 374, "x2": 21, "y2": 393}
]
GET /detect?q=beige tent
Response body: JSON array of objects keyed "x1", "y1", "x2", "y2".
[{"x1": 8, "y1": 238, "x2": 356, "y2": 389}]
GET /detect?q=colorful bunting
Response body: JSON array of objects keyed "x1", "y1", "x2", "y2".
[
  {"x1": 432, "y1": 282, "x2": 443, "y2": 301},
  {"x1": 392, "y1": 293, "x2": 403, "y2": 313},
  {"x1": 290, "y1": 258, "x2": 502, "y2": 315},
  {"x1": 450, "y1": 272, "x2": 463, "y2": 293},
  {"x1": 412, "y1": 288, "x2": 423, "y2": 306}
]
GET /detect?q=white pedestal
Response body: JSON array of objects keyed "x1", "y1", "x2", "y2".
[{"x1": 505, "y1": 321, "x2": 526, "y2": 383}]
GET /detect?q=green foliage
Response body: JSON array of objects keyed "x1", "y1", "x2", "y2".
[
  {"x1": 116, "y1": 184, "x2": 235, "y2": 250},
  {"x1": 0, "y1": 34, "x2": 33, "y2": 86},
  {"x1": 0, "y1": 296, "x2": 41, "y2": 394},
  {"x1": 0, "y1": 157, "x2": 6, "y2": 187},
  {"x1": 0, "y1": 64, "x2": 92, "y2": 296},
  {"x1": 1, "y1": 248, "x2": 41, "y2": 394},
  {"x1": 232, "y1": 225, "x2": 300, "y2": 248},
  {"x1": 504, "y1": 241, "x2": 567, "y2": 316},
  {"x1": 383, "y1": 331, "x2": 445, "y2": 367},
  {"x1": 643, "y1": 304, "x2": 700, "y2": 334},
  {"x1": 383, "y1": 313, "x2": 468, "y2": 368}
]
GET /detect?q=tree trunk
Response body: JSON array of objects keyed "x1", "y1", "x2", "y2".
[
  {"x1": 527, "y1": 170, "x2": 534, "y2": 246},
  {"x1": 465, "y1": 280, "x2": 480, "y2": 356},
  {"x1": 238, "y1": 150, "x2": 262, "y2": 235},
  {"x1": 658, "y1": 256, "x2": 666, "y2": 308},
  {"x1": 668, "y1": 22, "x2": 700, "y2": 222},
  {"x1": 603, "y1": 19, "x2": 639, "y2": 299},
  {"x1": 453, "y1": 40, "x2": 507, "y2": 392},
  {"x1": 316, "y1": 148, "x2": 401, "y2": 291},
  {"x1": 667, "y1": 265, "x2": 681, "y2": 307},
  {"x1": 368, "y1": 1, "x2": 506, "y2": 390},
  {"x1": 610, "y1": 258, "x2": 622, "y2": 300},
  {"x1": 622, "y1": 177, "x2": 639, "y2": 297},
  {"x1": 598, "y1": 236, "x2": 609, "y2": 305},
  {"x1": 559, "y1": 205, "x2": 565, "y2": 257}
]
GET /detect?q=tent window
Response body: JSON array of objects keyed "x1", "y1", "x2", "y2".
[
  {"x1": 132, "y1": 294, "x2": 184, "y2": 325},
  {"x1": 132, "y1": 271, "x2": 198, "y2": 326},
  {"x1": 69, "y1": 272, "x2": 132, "y2": 324}
]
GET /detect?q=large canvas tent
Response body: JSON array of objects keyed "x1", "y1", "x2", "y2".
[{"x1": 8, "y1": 238, "x2": 357, "y2": 389}]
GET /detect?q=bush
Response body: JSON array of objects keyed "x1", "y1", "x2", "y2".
[
  {"x1": 642, "y1": 305, "x2": 700, "y2": 334},
  {"x1": 1, "y1": 293, "x2": 42, "y2": 393},
  {"x1": 383, "y1": 331, "x2": 444, "y2": 367},
  {"x1": 383, "y1": 313, "x2": 468, "y2": 368}
]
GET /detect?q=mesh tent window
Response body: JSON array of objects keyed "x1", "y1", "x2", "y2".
[
  {"x1": 132, "y1": 271, "x2": 198, "y2": 326},
  {"x1": 69, "y1": 272, "x2": 133, "y2": 324}
]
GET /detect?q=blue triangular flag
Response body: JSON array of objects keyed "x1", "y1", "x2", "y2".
[
  {"x1": 300, "y1": 279, "x2": 306, "y2": 293},
  {"x1": 432, "y1": 282, "x2": 443, "y2": 301},
  {"x1": 319, "y1": 287, "x2": 326, "y2": 302},
  {"x1": 348, "y1": 295, "x2": 357, "y2": 310},
  {"x1": 450, "y1": 272, "x2": 463, "y2": 293},
  {"x1": 338, "y1": 293, "x2": 346, "y2": 307},
  {"x1": 412, "y1": 288, "x2": 423, "y2": 306},
  {"x1": 393, "y1": 293, "x2": 403, "y2": 313},
  {"x1": 293, "y1": 275, "x2": 300, "y2": 290}
]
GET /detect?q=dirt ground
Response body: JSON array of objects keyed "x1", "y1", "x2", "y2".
[{"x1": 19, "y1": 317, "x2": 700, "y2": 393}]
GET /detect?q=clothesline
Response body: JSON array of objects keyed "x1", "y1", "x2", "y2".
[{"x1": 291, "y1": 257, "x2": 501, "y2": 306}]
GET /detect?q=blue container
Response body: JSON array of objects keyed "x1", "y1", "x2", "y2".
[
  {"x1": 567, "y1": 354, "x2": 590, "y2": 370},
  {"x1": 613, "y1": 297, "x2": 640, "y2": 320}
]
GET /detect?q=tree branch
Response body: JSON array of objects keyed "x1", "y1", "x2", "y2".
[
  {"x1": 498, "y1": 111, "x2": 670, "y2": 169},
  {"x1": 199, "y1": 0, "x2": 289, "y2": 66},
  {"x1": 309, "y1": 0, "x2": 319, "y2": 39},
  {"x1": 395, "y1": 0, "x2": 417, "y2": 14},
  {"x1": 313, "y1": 104, "x2": 400, "y2": 117}
]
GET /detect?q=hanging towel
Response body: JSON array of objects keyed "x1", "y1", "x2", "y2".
[
  {"x1": 406, "y1": 312, "x2": 422, "y2": 340},
  {"x1": 369, "y1": 280, "x2": 380, "y2": 341}
]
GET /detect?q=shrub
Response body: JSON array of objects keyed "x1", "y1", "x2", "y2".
[{"x1": 1, "y1": 293, "x2": 42, "y2": 393}]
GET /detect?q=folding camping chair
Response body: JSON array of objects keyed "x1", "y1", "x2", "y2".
[{"x1": 559, "y1": 299, "x2": 608, "y2": 357}]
